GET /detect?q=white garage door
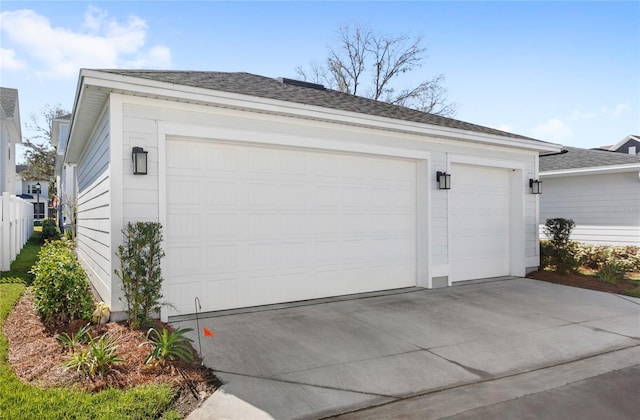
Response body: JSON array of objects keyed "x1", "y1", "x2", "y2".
[
  {"x1": 450, "y1": 164, "x2": 511, "y2": 282},
  {"x1": 164, "y1": 139, "x2": 417, "y2": 315}
]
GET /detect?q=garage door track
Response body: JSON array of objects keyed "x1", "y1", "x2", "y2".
[{"x1": 172, "y1": 278, "x2": 640, "y2": 419}]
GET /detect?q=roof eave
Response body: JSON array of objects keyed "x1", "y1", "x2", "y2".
[{"x1": 540, "y1": 163, "x2": 640, "y2": 177}]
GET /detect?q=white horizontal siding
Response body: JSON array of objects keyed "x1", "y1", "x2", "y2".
[
  {"x1": 540, "y1": 172, "x2": 640, "y2": 226},
  {"x1": 539, "y1": 224, "x2": 640, "y2": 246},
  {"x1": 77, "y1": 111, "x2": 110, "y2": 192},
  {"x1": 76, "y1": 107, "x2": 112, "y2": 306}
]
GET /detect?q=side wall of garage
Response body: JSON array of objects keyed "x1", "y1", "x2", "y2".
[{"x1": 75, "y1": 103, "x2": 114, "y2": 309}]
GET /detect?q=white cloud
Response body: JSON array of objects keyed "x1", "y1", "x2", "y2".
[
  {"x1": 0, "y1": 8, "x2": 171, "y2": 79},
  {"x1": 0, "y1": 47, "x2": 27, "y2": 70},
  {"x1": 567, "y1": 109, "x2": 597, "y2": 121},
  {"x1": 532, "y1": 117, "x2": 573, "y2": 142},
  {"x1": 601, "y1": 103, "x2": 630, "y2": 119}
]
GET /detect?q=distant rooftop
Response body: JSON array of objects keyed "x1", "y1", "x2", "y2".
[{"x1": 540, "y1": 146, "x2": 640, "y2": 172}]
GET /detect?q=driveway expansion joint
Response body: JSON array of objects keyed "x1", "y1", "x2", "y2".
[
  {"x1": 213, "y1": 369, "x2": 400, "y2": 399},
  {"x1": 270, "y1": 349, "x2": 426, "y2": 377},
  {"x1": 425, "y1": 349, "x2": 492, "y2": 379}
]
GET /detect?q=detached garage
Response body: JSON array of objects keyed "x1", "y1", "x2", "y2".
[{"x1": 63, "y1": 70, "x2": 560, "y2": 320}]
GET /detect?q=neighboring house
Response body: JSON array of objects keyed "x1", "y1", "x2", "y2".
[
  {"x1": 51, "y1": 114, "x2": 75, "y2": 231},
  {"x1": 606, "y1": 135, "x2": 640, "y2": 155},
  {"x1": 0, "y1": 87, "x2": 22, "y2": 195},
  {"x1": 539, "y1": 146, "x2": 640, "y2": 246},
  {"x1": 15, "y1": 166, "x2": 50, "y2": 221},
  {"x1": 63, "y1": 69, "x2": 560, "y2": 321}
]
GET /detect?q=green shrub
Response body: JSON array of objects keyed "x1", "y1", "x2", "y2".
[
  {"x1": 31, "y1": 240, "x2": 94, "y2": 326},
  {"x1": 115, "y1": 222, "x2": 165, "y2": 329},
  {"x1": 144, "y1": 327, "x2": 194, "y2": 366},
  {"x1": 41, "y1": 218, "x2": 61, "y2": 243},
  {"x1": 611, "y1": 246, "x2": 640, "y2": 272},
  {"x1": 574, "y1": 243, "x2": 640, "y2": 272},
  {"x1": 541, "y1": 218, "x2": 579, "y2": 274},
  {"x1": 598, "y1": 261, "x2": 626, "y2": 284},
  {"x1": 543, "y1": 218, "x2": 575, "y2": 247},
  {"x1": 575, "y1": 244, "x2": 611, "y2": 269}
]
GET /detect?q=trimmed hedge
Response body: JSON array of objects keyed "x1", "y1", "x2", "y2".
[
  {"x1": 31, "y1": 240, "x2": 94, "y2": 326},
  {"x1": 541, "y1": 240, "x2": 640, "y2": 279}
]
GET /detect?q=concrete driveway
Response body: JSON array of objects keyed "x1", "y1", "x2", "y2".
[{"x1": 173, "y1": 278, "x2": 640, "y2": 419}]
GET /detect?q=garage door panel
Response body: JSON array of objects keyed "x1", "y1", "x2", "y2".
[
  {"x1": 165, "y1": 140, "x2": 417, "y2": 314},
  {"x1": 207, "y1": 182, "x2": 239, "y2": 205},
  {"x1": 205, "y1": 244, "x2": 240, "y2": 270},
  {"x1": 167, "y1": 246, "x2": 202, "y2": 275},
  {"x1": 206, "y1": 214, "x2": 242, "y2": 237},
  {"x1": 450, "y1": 164, "x2": 510, "y2": 282}
]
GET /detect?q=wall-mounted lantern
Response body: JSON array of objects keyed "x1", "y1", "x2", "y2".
[
  {"x1": 436, "y1": 171, "x2": 451, "y2": 190},
  {"x1": 132, "y1": 147, "x2": 148, "y2": 175},
  {"x1": 529, "y1": 179, "x2": 542, "y2": 194}
]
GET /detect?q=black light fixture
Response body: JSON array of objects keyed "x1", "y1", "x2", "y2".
[
  {"x1": 436, "y1": 171, "x2": 451, "y2": 190},
  {"x1": 529, "y1": 179, "x2": 542, "y2": 194},
  {"x1": 132, "y1": 147, "x2": 148, "y2": 175}
]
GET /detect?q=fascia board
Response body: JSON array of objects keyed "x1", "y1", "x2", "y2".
[
  {"x1": 6, "y1": 118, "x2": 21, "y2": 143},
  {"x1": 82, "y1": 70, "x2": 562, "y2": 153},
  {"x1": 540, "y1": 163, "x2": 640, "y2": 177},
  {"x1": 65, "y1": 71, "x2": 91, "y2": 164}
]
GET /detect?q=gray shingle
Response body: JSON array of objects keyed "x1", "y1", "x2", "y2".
[
  {"x1": 540, "y1": 146, "x2": 640, "y2": 172},
  {"x1": 0, "y1": 87, "x2": 18, "y2": 119},
  {"x1": 96, "y1": 70, "x2": 545, "y2": 143}
]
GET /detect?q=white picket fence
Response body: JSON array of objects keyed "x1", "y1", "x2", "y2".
[{"x1": 0, "y1": 192, "x2": 34, "y2": 271}]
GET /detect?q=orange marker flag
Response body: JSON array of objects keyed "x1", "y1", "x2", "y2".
[{"x1": 203, "y1": 328, "x2": 215, "y2": 338}]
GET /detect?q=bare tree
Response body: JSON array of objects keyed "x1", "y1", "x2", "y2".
[
  {"x1": 21, "y1": 104, "x2": 67, "y2": 183},
  {"x1": 21, "y1": 104, "x2": 69, "y2": 202},
  {"x1": 296, "y1": 25, "x2": 456, "y2": 116}
]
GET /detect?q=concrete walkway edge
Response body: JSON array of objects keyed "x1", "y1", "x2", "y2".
[{"x1": 330, "y1": 345, "x2": 640, "y2": 419}]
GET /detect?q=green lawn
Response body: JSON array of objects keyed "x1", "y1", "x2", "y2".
[
  {"x1": 0, "y1": 227, "x2": 42, "y2": 284},
  {"x1": 0, "y1": 231, "x2": 181, "y2": 419}
]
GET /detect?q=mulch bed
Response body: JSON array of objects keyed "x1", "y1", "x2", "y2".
[
  {"x1": 526, "y1": 270, "x2": 638, "y2": 295},
  {"x1": 3, "y1": 289, "x2": 221, "y2": 417}
]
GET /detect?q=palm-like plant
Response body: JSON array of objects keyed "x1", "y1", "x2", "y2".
[
  {"x1": 63, "y1": 332, "x2": 123, "y2": 377},
  {"x1": 144, "y1": 327, "x2": 194, "y2": 366},
  {"x1": 55, "y1": 323, "x2": 91, "y2": 352}
]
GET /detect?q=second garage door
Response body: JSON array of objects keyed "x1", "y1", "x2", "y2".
[
  {"x1": 450, "y1": 164, "x2": 511, "y2": 282},
  {"x1": 164, "y1": 139, "x2": 417, "y2": 315}
]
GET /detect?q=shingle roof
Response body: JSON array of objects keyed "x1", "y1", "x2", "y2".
[
  {"x1": 97, "y1": 70, "x2": 543, "y2": 143},
  {"x1": 540, "y1": 146, "x2": 640, "y2": 172},
  {"x1": 0, "y1": 87, "x2": 18, "y2": 118}
]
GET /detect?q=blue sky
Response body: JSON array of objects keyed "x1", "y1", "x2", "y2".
[{"x1": 2, "y1": 1, "x2": 638, "y2": 162}]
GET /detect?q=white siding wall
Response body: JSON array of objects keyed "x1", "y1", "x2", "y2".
[
  {"x1": 116, "y1": 96, "x2": 540, "y2": 289},
  {"x1": 0, "y1": 123, "x2": 6, "y2": 194},
  {"x1": 540, "y1": 172, "x2": 640, "y2": 245},
  {"x1": 76, "y1": 108, "x2": 112, "y2": 307},
  {"x1": 0, "y1": 123, "x2": 12, "y2": 194}
]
